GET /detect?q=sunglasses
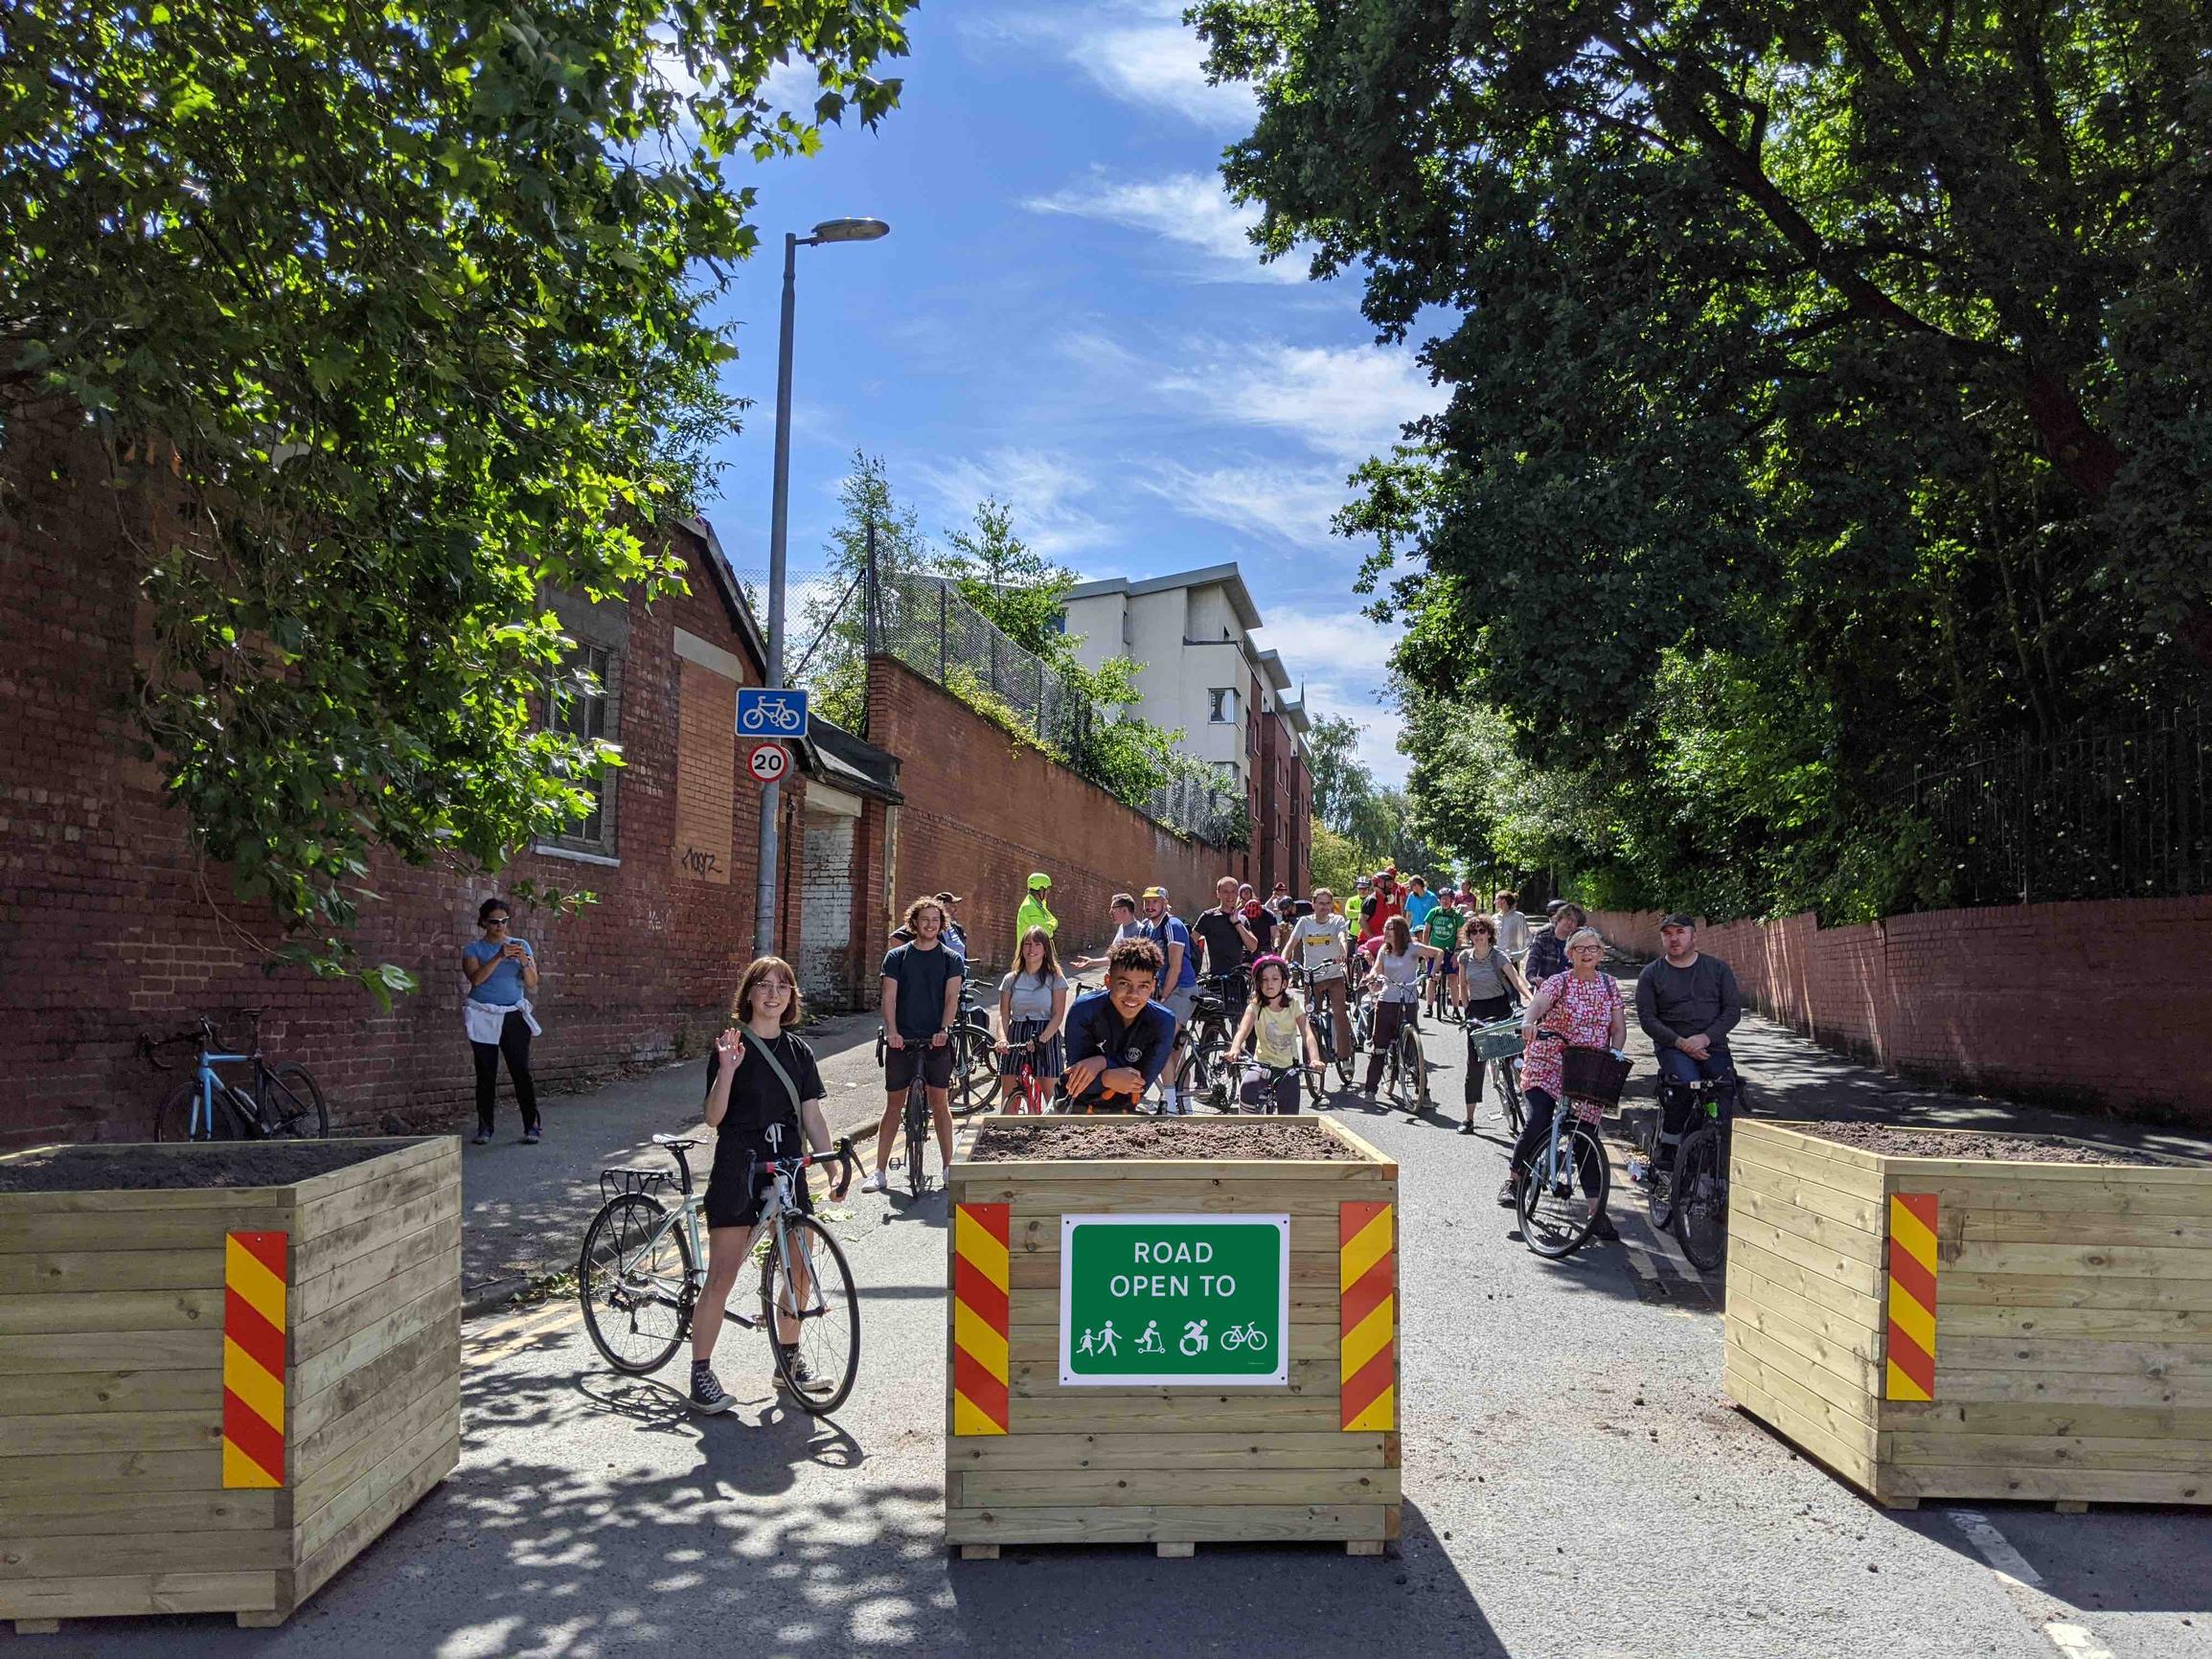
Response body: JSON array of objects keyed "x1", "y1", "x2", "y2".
[{"x1": 485, "y1": 916, "x2": 512, "y2": 925}]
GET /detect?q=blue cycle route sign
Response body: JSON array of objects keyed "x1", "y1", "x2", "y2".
[{"x1": 736, "y1": 687, "x2": 809, "y2": 739}]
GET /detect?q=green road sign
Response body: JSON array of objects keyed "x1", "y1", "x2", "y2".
[{"x1": 1059, "y1": 1213, "x2": 1289, "y2": 1386}]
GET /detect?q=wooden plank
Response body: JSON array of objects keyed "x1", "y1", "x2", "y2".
[
  {"x1": 1904, "y1": 1177, "x2": 2212, "y2": 1217},
  {"x1": 1735, "y1": 1123, "x2": 1888, "y2": 1177},
  {"x1": 288, "y1": 1138, "x2": 451, "y2": 1210},
  {"x1": 291, "y1": 1316, "x2": 457, "y2": 1448},
  {"x1": 1881, "y1": 1399, "x2": 2212, "y2": 1439},
  {"x1": 1725, "y1": 1260, "x2": 1883, "y2": 1358},
  {"x1": 0, "y1": 1408, "x2": 219, "y2": 1458},
  {"x1": 0, "y1": 1329, "x2": 221, "y2": 1376},
  {"x1": 0, "y1": 1210, "x2": 290, "y2": 1256},
  {"x1": 0, "y1": 1449, "x2": 217, "y2": 1495},
  {"x1": 960, "y1": 1468, "x2": 1402, "y2": 1508},
  {"x1": 0, "y1": 1248, "x2": 226, "y2": 1297},
  {"x1": 0, "y1": 1490, "x2": 277, "y2": 1537},
  {"x1": 294, "y1": 1152, "x2": 459, "y2": 1246},
  {"x1": 1941, "y1": 1304, "x2": 2212, "y2": 1340},
  {"x1": 1727, "y1": 1316, "x2": 1882, "y2": 1416},
  {"x1": 1005, "y1": 1394, "x2": 1347, "y2": 1434},
  {"x1": 1880, "y1": 1464, "x2": 2209, "y2": 1506},
  {"x1": 0, "y1": 1526, "x2": 285, "y2": 1581},
  {"x1": 1932, "y1": 1369, "x2": 2212, "y2": 1407},
  {"x1": 0, "y1": 1179, "x2": 300, "y2": 1216},
  {"x1": 1725, "y1": 1295, "x2": 1881, "y2": 1387},
  {"x1": 296, "y1": 1411, "x2": 452, "y2": 1561},
  {"x1": 956, "y1": 1179, "x2": 1391, "y2": 1216},
  {"x1": 947, "y1": 1432, "x2": 1390, "y2": 1471},
  {"x1": 1938, "y1": 1272, "x2": 2212, "y2": 1311},
  {"x1": 0, "y1": 1367, "x2": 220, "y2": 1418},
  {"x1": 1728, "y1": 1187, "x2": 1884, "y2": 1268},
  {"x1": 1723, "y1": 1339, "x2": 1880, "y2": 1456},
  {"x1": 291, "y1": 1182, "x2": 460, "y2": 1283},
  {"x1": 1886, "y1": 1433, "x2": 2212, "y2": 1472},
  {"x1": 1730, "y1": 1133, "x2": 1885, "y2": 1206},
  {"x1": 1724, "y1": 1212, "x2": 1885, "y2": 1299},
  {"x1": 293, "y1": 1252, "x2": 457, "y2": 1366},
  {"x1": 293, "y1": 1371, "x2": 459, "y2": 1525},
  {"x1": 1724, "y1": 1360, "x2": 1878, "y2": 1492},
  {"x1": 944, "y1": 1504, "x2": 1391, "y2": 1545},
  {"x1": 291, "y1": 1433, "x2": 455, "y2": 1607},
  {"x1": 293, "y1": 1338, "x2": 460, "y2": 1486},
  {"x1": 1952, "y1": 1242, "x2": 2212, "y2": 1281},
  {"x1": 1952, "y1": 1211, "x2": 2212, "y2": 1249},
  {"x1": 1725, "y1": 1239, "x2": 1884, "y2": 1329},
  {"x1": 1935, "y1": 1337, "x2": 2212, "y2": 1378},
  {"x1": 1728, "y1": 1158, "x2": 1885, "y2": 1234},
  {"x1": 294, "y1": 1278, "x2": 460, "y2": 1400},
  {"x1": 0, "y1": 1286, "x2": 223, "y2": 1337},
  {"x1": 292, "y1": 1214, "x2": 460, "y2": 1324},
  {"x1": 0, "y1": 1570, "x2": 277, "y2": 1620}
]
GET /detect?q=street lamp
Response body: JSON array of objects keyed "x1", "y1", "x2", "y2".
[{"x1": 757, "y1": 216, "x2": 891, "y2": 955}]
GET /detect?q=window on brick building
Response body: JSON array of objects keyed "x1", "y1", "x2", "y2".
[
  {"x1": 1208, "y1": 687, "x2": 1237, "y2": 723},
  {"x1": 546, "y1": 642, "x2": 620, "y2": 852}
]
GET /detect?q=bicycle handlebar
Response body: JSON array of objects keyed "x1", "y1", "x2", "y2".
[{"x1": 762, "y1": 1137, "x2": 858, "y2": 1202}]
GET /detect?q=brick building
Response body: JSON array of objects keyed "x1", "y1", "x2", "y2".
[{"x1": 0, "y1": 409, "x2": 899, "y2": 1145}]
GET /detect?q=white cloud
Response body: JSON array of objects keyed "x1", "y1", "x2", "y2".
[
  {"x1": 910, "y1": 447, "x2": 1117, "y2": 557},
  {"x1": 1250, "y1": 605, "x2": 1406, "y2": 785},
  {"x1": 1156, "y1": 341, "x2": 1437, "y2": 464},
  {"x1": 1024, "y1": 171, "x2": 1304, "y2": 285},
  {"x1": 972, "y1": 6, "x2": 1254, "y2": 131},
  {"x1": 1133, "y1": 459, "x2": 1356, "y2": 551}
]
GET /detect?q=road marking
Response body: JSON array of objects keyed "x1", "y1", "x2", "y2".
[
  {"x1": 1944, "y1": 1508, "x2": 2117, "y2": 1659},
  {"x1": 469, "y1": 1298, "x2": 581, "y2": 1364},
  {"x1": 1946, "y1": 1509, "x2": 2044, "y2": 1589}
]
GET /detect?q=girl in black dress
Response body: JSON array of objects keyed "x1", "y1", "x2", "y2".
[{"x1": 688, "y1": 956, "x2": 834, "y2": 1414}]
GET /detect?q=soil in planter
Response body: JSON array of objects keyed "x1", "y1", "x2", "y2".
[
  {"x1": 1800, "y1": 1122, "x2": 2168, "y2": 1166},
  {"x1": 967, "y1": 1118, "x2": 1362, "y2": 1162},
  {"x1": 0, "y1": 1140, "x2": 399, "y2": 1192}
]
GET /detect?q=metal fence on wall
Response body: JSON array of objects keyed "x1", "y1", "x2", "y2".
[
  {"x1": 1907, "y1": 702, "x2": 2207, "y2": 906},
  {"x1": 868, "y1": 567, "x2": 1243, "y2": 845}
]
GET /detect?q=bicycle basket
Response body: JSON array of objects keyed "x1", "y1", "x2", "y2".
[
  {"x1": 599, "y1": 1167, "x2": 677, "y2": 1203},
  {"x1": 1561, "y1": 1046, "x2": 1631, "y2": 1109},
  {"x1": 1472, "y1": 1021, "x2": 1524, "y2": 1062}
]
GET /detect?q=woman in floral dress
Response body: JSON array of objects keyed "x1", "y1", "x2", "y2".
[{"x1": 1501, "y1": 928, "x2": 1626, "y2": 1239}]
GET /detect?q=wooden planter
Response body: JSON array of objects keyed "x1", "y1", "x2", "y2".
[
  {"x1": 944, "y1": 1115, "x2": 1401, "y2": 1557},
  {"x1": 0, "y1": 1137, "x2": 462, "y2": 1632},
  {"x1": 1724, "y1": 1119, "x2": 2212, "y2": 1510}
]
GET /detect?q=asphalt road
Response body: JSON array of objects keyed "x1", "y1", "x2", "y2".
[{"x1": 63, "y1": 1011, "x2": 2211, "y2": 1659}]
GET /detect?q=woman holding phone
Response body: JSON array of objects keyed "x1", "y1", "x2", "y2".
[{"x1": 461, "y1": 897, "x2": 541, "y2": 1146}]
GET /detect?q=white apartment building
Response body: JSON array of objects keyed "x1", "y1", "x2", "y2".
[{"x1": 1060, "y1": 564, "x2": 1294, "y2": 795}]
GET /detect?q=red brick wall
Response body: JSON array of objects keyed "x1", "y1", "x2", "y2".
[
  {"x1": 0, "y1": 409, "x2": 801, "y2": 1146},
  {"x1": 863, "y1": 657, "x2": 1225, "y2": 976},
  {"x1": 1587, "y1": 900, "x2": 2212, "y2": 1125}
]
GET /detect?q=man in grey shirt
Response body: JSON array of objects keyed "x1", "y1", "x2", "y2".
[{"x1": 1636, "y1": 914, "x2": 1742, "y2": 1134}]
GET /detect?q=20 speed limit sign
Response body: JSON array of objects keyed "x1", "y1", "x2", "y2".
[{"x1": 746, "y1": 742, "x2": 789, "y2": 784}]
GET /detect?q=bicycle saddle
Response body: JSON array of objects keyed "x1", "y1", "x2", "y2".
[{"x1": 651, "y1": 1133, "x2": 701, "y2": 1148}]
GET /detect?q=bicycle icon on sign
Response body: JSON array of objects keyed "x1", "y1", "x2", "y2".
[
  {"x1": 1220, "y1": 1322, "x2": 1269, "y2": 1353},
  {"x1": 737, "y1": 687, "x2": 809, "y2": 738}
]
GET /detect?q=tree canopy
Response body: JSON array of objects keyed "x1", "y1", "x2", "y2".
[
  {"x1": 1195, "y1": 0, "x2": 2211, "y2": 919},
  {"x1": 1, "y1": 0, "x2": 910, "y2": 989}
]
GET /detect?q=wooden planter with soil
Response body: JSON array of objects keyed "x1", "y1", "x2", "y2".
[
  {"x1": 0, "y1": 1137, "x2": 461, "y2": 1632},
  {"x1": 1724, "y1": 1118, "x2": 2212, "y2": 1511},
  {"x1": 945, "y1": 1114, "x2": 1401, "y2": 1557}
]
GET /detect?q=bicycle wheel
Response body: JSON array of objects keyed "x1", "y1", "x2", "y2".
[
  {"x1": 1646, "y1": 1142, "x2": 1677, "y2": 1232},
  {"x1": 153, "y1": 1080, "x2": 211, "y2": 1143},
  {"x1": 578, "y1": 1193, "x2": 692, "y2": 1375},
  {"x1": 262, "y1": 1062, "x2": 329, "y2": 1138},
  {"x1": 904, "y1": 1085, "x2": 928, "y2": 1198},
  {"x1": 1516, "y1": 1122, "x2": 1607, "y2": 1259},
  {"x1": 1383, "y1": 1033, "x2": 1411, "y2": 1113},
  {"x1": 762, "y1": 1213, "x2": 860, "y2": 1415},
  {"x1": 1498, "y1": 1059, "x2": 1524, "y2": 1135},
  {"x1": 1675, "y1": 1126, "x2": 1728, "y2": 1271},
  {"x1": 947, "y1": 1032, "x2": 992, "y2": 1113},
  {"x1": 1403, "y1": 1026, "x2": 1429, "y2": 1113}
]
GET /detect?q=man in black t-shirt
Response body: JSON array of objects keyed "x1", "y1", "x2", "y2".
[
  {"x1": 868, "y1": 897, "x2": 966, "y2": 1193},
  {"x1": 1192, "y1": 875, "x2": 1257, "y2": 1011}
]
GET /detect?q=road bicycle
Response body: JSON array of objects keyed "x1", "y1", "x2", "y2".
[
  {"x1": 1233, "y1": 1056, "x2": 1322, "y2": 1115},
  {"x1": 1003, "y1": 1035, "x2": 1054, "y2": 1115},
  {"x1": 875, "y1": 1028, "x2": 949, "y2": 1197},
  {"x1": 146, "y1": 1011, "x2": 329, "y2": 1141},
  {"x1": 1468, "y1": 1014, "x2": 1526, "y2": 1135},
  {"x1": 1300, "y1": 967, "x2": 1357, "y2": 1100},
  {"x1": 948, "y1": 969, "x2": 997, "y2": 1112},
  {"x1": 1166, "y1": 971, "x2": 1242, "y2": 1113},
  {"x1": 1631, "y1": 1073, "x2": 1737, "y2": 1271},
  {"x1": 579, "y1": 1132, "x2": 860, "y2": 1415},
  {"x1": 1374, "y1": 1000, "x2": 1430, "y2": 1115},
  {"x1": 1513, "y1": 1034, "x2": 1628, "y2": 1259}
]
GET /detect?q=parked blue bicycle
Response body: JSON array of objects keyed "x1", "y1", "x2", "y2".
[{"x1": 145, "y1": 1011, "x2": 329, "y2": 1141}]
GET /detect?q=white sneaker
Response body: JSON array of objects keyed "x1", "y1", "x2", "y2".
[
  {"x1": 1161, "y1": 1089, "x2": 1180, "y2": 1116},
  {"x1": 862, "y1": 1170, "x2": 888, "y2": 1194}
]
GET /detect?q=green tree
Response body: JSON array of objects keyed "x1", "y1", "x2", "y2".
[
  {"x1": 1196, "y1": 0, "x2": 2211, "y2": 920},
  {"x1": 939, "y1": 498, "x2": 1075, "y2": 661},
  {"x1": 799, "y1": 450, "x2": 929, "y2": 729},
  {"x1": 3, "y1": 0, "x2": 911, "y2": 991},
  {"x1": 1305, "y1": 714, "x2": 1376, "y2": 834}
]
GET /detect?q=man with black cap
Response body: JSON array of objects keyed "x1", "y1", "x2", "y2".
[{"x1": 1636, "y1": 914, "x2": 1744, "y2": 1152}]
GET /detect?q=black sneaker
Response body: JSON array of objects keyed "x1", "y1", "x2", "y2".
[
  {"x1": 522, "y1": 1126, "x2": 541, "y2": 1145},
  {"x1": 471, "y1": 1129, "x2": 492, "y2": 1147},
  {"x1": 689, "y1": 1364, "x2": 734, "y2": 1415},
  {"x1": 777, "y1": 1346, "x2": 820, "y2": 1395},
  {"x1": 1457, "y1": 1122, "x2": 1475, "y2": 1136},
  {"x1": 1588, "y1": 1215, "x2": 1620, "y2": 1243}
]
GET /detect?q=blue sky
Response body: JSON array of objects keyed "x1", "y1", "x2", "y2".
[{"x1": 698, "y1": 1, "x2": 1438, "y2": 786}]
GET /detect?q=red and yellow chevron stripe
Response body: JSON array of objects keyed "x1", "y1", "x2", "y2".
[
  {"x1": 1339, "y1": 1200, "x2": 1396, "y2": 1432},
  {"x1": 951, "y1": 1202, "x2": 1010, "y2": 1436},
  {"x1": 1884, "y1": 1193, "x2": 1939, "y2": 1402},
  {"x1": 222, "y1": 1229, "x2": 288, "y2": 1489}
]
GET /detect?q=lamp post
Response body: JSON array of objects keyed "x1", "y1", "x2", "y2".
[{"x1": 757, "y1": 216, "x2": 890, "y2": 956}]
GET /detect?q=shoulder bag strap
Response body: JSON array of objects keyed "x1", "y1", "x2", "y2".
[{"x1": 750, "y1": 1035, "x2": 806, "y2": 1120}]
